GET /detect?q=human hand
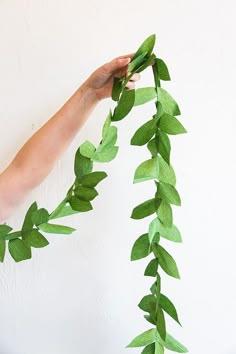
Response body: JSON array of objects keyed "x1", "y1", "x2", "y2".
[{"x1": 82, "y1": 54, "x2": 141, "y2": 101}]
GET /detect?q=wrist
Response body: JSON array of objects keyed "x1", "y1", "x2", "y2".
[{"x1": 79, "y1": 81, "x2": 101, "y2": 105}]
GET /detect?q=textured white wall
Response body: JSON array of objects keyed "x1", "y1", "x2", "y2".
[{"x1": 0, "y1": 1, "x2": 236, "y2": 353}]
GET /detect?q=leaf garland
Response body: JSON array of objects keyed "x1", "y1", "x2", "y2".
[{"x1": 0, "y1": 34, "x2": 188, "y2": 353}]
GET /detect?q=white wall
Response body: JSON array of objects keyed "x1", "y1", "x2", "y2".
[{"x1": 0, "y1": 1, "x2": 235, "y2": 353}]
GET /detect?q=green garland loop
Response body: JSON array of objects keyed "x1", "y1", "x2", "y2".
[{"x1": 0, "y1": 34, "x2": 188, "y2": 353}]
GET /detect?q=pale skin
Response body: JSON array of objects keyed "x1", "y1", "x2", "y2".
[{"x1": 0, "y1": 54, "x2": 140, "y2": 224}]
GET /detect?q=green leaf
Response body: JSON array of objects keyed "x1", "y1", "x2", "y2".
[
  {"x1": 136, "y1": 54, "x2": 156, "y2": 73},
  {"x1": 155, "y1": 341, "x2": 164, "y2": 354},
  {"x1": 132, "y1": 34, "x2": 156, "y2": 61},
  {"x1": 156, "y1": 58, "x2": 171, "y2": 81},
  {"x1": 147, "y1": 138, "x2": 158, "y2": 157},
  {"x1": 148, "y1": 218, "x2": 182, "y2": 243},
  {"x1": 152, "y1": 61, "x2": 161, "y2": 89},
  {"x1": 148, "y1": 218, "x2": 159, "y2": 243},
  {"x1": 131, "y1": 119, "x2": 157, "y2": 146},
  {"x1": 156, "y1": 307, "x2": 166, "y2": 341},
  {"x1": 138, "y1": 294, "x2": 156, "y2": 313},
  {"x1": 93, "y1": 146, "x2": 118, "y2": 163},
  {"x1": 49, "y1": 202, "x2": 79, "y2": 220},
  {"x1": 144, "y1": 258, "x2": 158, "y2": 277},
  {"x1": 134, "y1": 158, "x2": 159, "y2": 184},
  {"x1": 157, "y1": 155, "x2": 176, "y2": 186},
  {"x1": 24, "y1": 229, "x2": 49, "y2": 248},
  {"x1": 79, "y1": 171, "x2": 108, "y2": 187},
  {"x1": 157, "y1": 200, "x2": 173, "y2": 227},
  {"x1": 126, "y1": 328, "x2": 156, "y2": 348},
  {"x1": 131, "y1": 199, "x2": 157, "y2": 219},
  {"x1": 159, "y1": 293, "x2": 181, "y2": 325},
  {"x1": 158, "y1": 130, "x2": 171, "y2": 164},
  {"x1": 134, "y1": 87, "x2": 157, "y2": 106},
  {"x1": 144, "y1": 314, "x2": 156, "y2": 326},
  {"x1": 0, "y1": 224, "x2": 12, "y2": 236},
  {"x1": 31, "y1": 208, "x2": 49, "y2": 226},
  {"x1": 102, "y1": 126, "x2": 118, "y2": 148},
  {"x1": 131, "y1": 233, "x2": 151, "y2": 261},
  {"x1": 128, "y1": 52, "x2": 148, "y2": 72},
  {"x1": 21, "y1": 202, "x2": 38, "y2": 235},
  {"x1": 74, "y1": 148, "x2": 93, "y2": 178},
  {"x1": 112, "y1": 77, "x2": 123, "y2": 101},
  {"x1": 156, "y1": 332, "x2": 188, "y2": 353},
  {"x1": 0, "y1": 240, "x2": 6, "y2": 262},
  {"x1": 112, "y1": 89, "x2": 135, "y2": 121},
  {"x1": 74, "y1": 186, "x2": 98, "y2": 201},
  {"x1": 69, "y1": 196, "x2": 93, "y2": 212},
  {"x1": 159, "y1": 114, "x2": 187, "y2": 135},
  {"x1": 38, "y1": 223, "x2": 76, "y2": 235},
  {"x1": 157, "y1": 87, "x2": 181, "y2": 116},
  {"x1": 157, "y1": 182, "x2": 181, "y2": 206},
  {"x1": 153, "y1": 244, "x2": 180, "y2": 279},
  {"x1": 8, "y1": 238, "x2": 32, "y2": 262},
  {"x1": 80, "y1": 140, "x2": 96, "y2": 158},
  {"x1": 102, "y1": 110, "x2": 112, "y2": 140},
  {"x1": 141, "y1": 343, "x2": 155, "y2": 354},
  {"x1": 4, "y1": 231, "x2": 22, "y2": 240}
]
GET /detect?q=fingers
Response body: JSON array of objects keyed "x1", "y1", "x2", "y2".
[
  {"x1": 103, "y1": 57, "x2": 131, "y2": 74},
  {"x1": 125, "y1": 72, "x2": 141, "y2": 90},
  {"x1": 125, "y1": 72, "x2": 140, "y2": 82}
]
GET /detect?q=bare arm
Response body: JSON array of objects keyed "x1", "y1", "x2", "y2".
[{"x1": 0, "y1": 54, "x2": 140, "y2": 223}]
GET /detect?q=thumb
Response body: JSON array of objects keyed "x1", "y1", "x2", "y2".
[{"x1": 104, "y1": 57, "x2": 131, "y2": 73}]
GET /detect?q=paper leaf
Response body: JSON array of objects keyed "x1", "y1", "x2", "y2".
[
  {"x1": 131, "y1": 199, "x2": 157, "y2": 219},
  {"x1": 159, "y1": 293, "x2": 181, "y2": 325},
  {"x1": 147, "y1": 138, "x2": 158, "y2": 157},
  {"x1": 144, "y1": 258, "x2": 158, "y2": 277},
  {"x1": 132, "y1": 34, "x2": 156, "y2": 61},
  {"x1": 158, "y1": 130, "x2": 171, "y2": 164},
  {"x1": 31, "y1": 208, "x2": 49, "y2": 226},
  {"x1": 80, "y1": 140, "x2": 96, "y2": 159},
  {"x1": 23, "y1": 229, "x2": 49, "y2": 248},
  {"x1": 159, "y1": 114, "x2": 187, "y2": 135},
  {"x1": 112, "y1": 89, "x2": 135, "y2": 121},
  {"x1": 126, "y1": 328, "x2": 156, "y2": 348},
  {"x1": 156, "y1": 307, "x2": 166, "y2": 341},
  {"x1": 136, "y1": 54, "x2": 156, "y2": 73},
  {"x1": 0, "y1": 225, "x2": 12, "y2": 236},
  {"x1": 102, "y1": 126, "x2": 118, "y2": 147},
  {"x1": 49, "y1": 203, "x2": 79, "y2": 220},
  {"x1": 74, "y1": 148, "x2": 93, "y2": 178},
  {"x1": 131, "y1": 233, "x2": 151, "y2": 261},
  {"x1": 74, "y1": 186, "x2": 98, "y2": 201},
  {"x1": 156, "y1": 58, "x2": 171, "y2": 81},
  {"x1": 112, "y1": 77, "x2": 123, "y2": 101},
  {"x1": 134, "y1": 87, "x2": 157, "y2": 106},
  {"x1": 141, "y1": 343, "x2": 155, "y2": 354},
  {"x1": 138, "y1": 294, "x2": 156, "y2": 313},
  {"x1": 155, "y1": 341, "x2": 164, "y2": 354},
  {"x1": 156, "y1": 332, "x2": 188, "y2": 353},
  {"x1": 131, "y1": 119, "x2": 157, "y2": 146},
  {"x1": 134, "y1": 158, "x2": 159, "y2": 183},
  {"x1": 157, "y1": 182, "x2": 181, "y2": 206},
  {"x1": 79, "y1": 171, "x2": 107, "y2": 187},
  {"x1": 157, "y1": 155, "x2": 176, "y2": 186},
  {"x1": 69, "y1": 196, "x2": 93, "y2": 212},
  {"x1": 38, "y1": 223, "x2": 76, "y2": 235},
  {"x1": 158, "y1": 200, "x2": 173, "y2": 227},
  {"x1": 92, "y1": 146, "x2": 119, "y2": 162},
  {"x1": 102, "y1": 110, "x2": 112, "y2": 140},
  {"x1": 8, "y1": 238, "x2": 32, "y2": 262},
  {"x1": 157, "y1": 87, "x2": 181, "y2": 116},
  {"x1": 0, "y1": 240, "x2": 6, "y2": 262},
  {"x1": 21, "y1": 202, "x2": 38, "y2": 235},
  {"x1": 128, "y1": 52, "x2": 148, "y2": 72},
  {"x1": 153, "y1": 244, "x2": 180, "y2": 279}
]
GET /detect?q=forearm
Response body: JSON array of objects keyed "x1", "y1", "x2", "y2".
[{"x1": 11, "y1": 84, "x2": 99, "y2": 190}]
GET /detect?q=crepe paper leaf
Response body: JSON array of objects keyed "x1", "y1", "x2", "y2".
[
  {"x1": 74, "y1": 148, "x2": 93, "y2": 179},
  {"x1": 74, "y1": 186, "x2": 98, "y2": 201},
  {"x1": 80, "y1": 141, "x2": 96, "y2": 159},
  {"x1": 102, "y1": 110, "x2": 112, "y2": 139},
  {"x1": 38, "y1": 223, "x2": 76, "y2": 235},
  {"x1": 112, "y1": 77, "x2": 123, "y2": 101},
  {"x1": 141, "y1": 343, "x2": 155, "y2": 354},
  {"x1": 157, "y1": 87, "x2": 181, "y2": 116},
  {"x1": 152, "y1": 61, "x2": 161, "y2": 89},
  {"x1": 78, "y1": 171, "x2": 108, "y2": 187},
  {"x1": 92, "y1": 146, "x2": 119, "y2": 163},
  {"x1": 50, "y1": 204, "x2": 79, "y2": 220},
  {"x1": 158, "y1": 130, "x2": 171, "y2": 164},
  {"x1": 144, "y1": 258, "x2": 158, "y2": 277},
  {"x1": 159, "y1": 293, "x2": 181, "y2": 326},
  {"x1": 144, "y1": 314, "x2": 156, "y2": 326},
  {"x1": 157, "y1": 182, "x2": 181, "y2": 206},
  {"x1": 159, "y1": 114, "x2": 187, "y2": 135},
  {"x1": 136, "y1": 54, "x2": 157, "y2": 73},
  {"x1": 156, "y1": 273, "x2": 161, "y2": 303},
  {"x1": 134, "y1": 87, "x2": 157, "y2": 107},
  {"x1": 156, "y1": 307, "x2": 166, "y2": 341},
  {"x1": 21, "y1": 202, "x2": 38, "y2": 235},
  {"x1": 131, "y1": 119, "x2": 157, "y2": 146},
  {"x1": 8, "y1": 238, "x2": 32, "y2": 262},
  {"x1": 156, "y1": 58, "x2": 171, "y2": 81},
  {"x1": 131, "y1": 199, "x2": 157, "y2": 220},
  {"x1": 0, "y1": 224, "x2": 12, "y2": 236},
  {"x1": 134, "y1": 157, "x2": 159, "y2": 184},
  {"x1": 102, "y1": 126, "x2": 118, "y2": 147},
  {"x1": 149, "y1": 218, "x2": 182, "y2": 243},
  {"x1": 156, "y1": 332, "x2": 188, "y2": 353},
  {"x1": 4, "y1": 231, "x2": 22, "y2": 240},
  {"x1": 23, "y1": 229, "x2": 49, "y2": 248},
  {"x1": 128, "y1": 52, "x2": 148, "y2": 72},
  {"x1": 0, "y1": 240, "x2": 6, "y2": 262},
  {"x1": 132, "y1": 34, "x2": 156, "y2": 61},
  {"x1": 157, "y1": 155, "x2": 176, "y2": 186},
  {"x1": 31, "y1": 208, "x2": 49, "y2": 226},
  {"x1": 147, "y1": 138, "x2": 158, "y2": 157},
  {"x1": 153, "y1": 244, "x2": 180, "y2": 279},
  {"x1": 158, "y1": 200, "x2": 173, "y2": 227},
  {"x1": 138, "y1": 294, "x2": 157, "y2": 314},
  {"x1": 155, "y1": 341, "x2": 164, "y2": 354},
  {"x1": 126, "y1": 328, "x2": 156, "y2": 348},
  {"x1": 112, "y1": 89, "x2": 135, "y2": 121},
  {"x1": 148, "y1": 218, "x2": 159, "y2": 243},
  {"x1": 131, "y1": 233, "x2": 151, "y2": 261},
  {"x1": 69, "y1": 196, "x2": 93, "y2": 212}
]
